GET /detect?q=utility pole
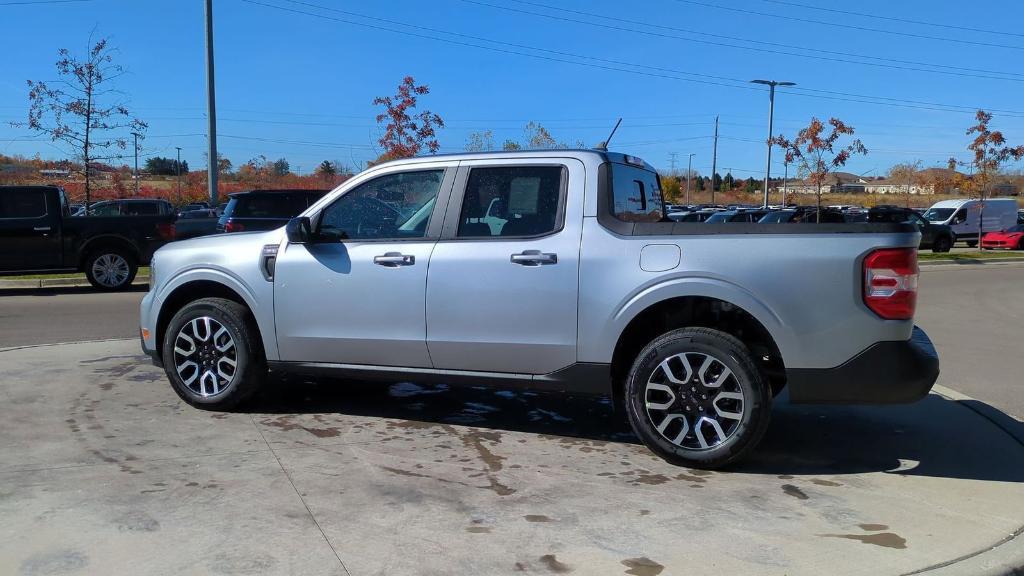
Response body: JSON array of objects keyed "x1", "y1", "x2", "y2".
[
  {"x1": 131, "y1": 131, "x2": 141, "y2": 196},
  {"x1": 751, "y1": 79, "x2": 796, "y2": 208},
  {"x1": 205, "y1": 0, "x2": 219, "y2": 207},
  {"x1": 175, "y1": 146, "x2": 182, "y2": 206},
  {"x1": 669, "y1": 152, "x2": 677, "y2": 174},
  {"x1": 710, "y1": 115, "x2": 719, "y2": 204},
  {"x1": 686, "y1": 153, "x2": 695, "y2": 205}
]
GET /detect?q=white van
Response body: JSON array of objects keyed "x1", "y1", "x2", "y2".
[{"x1": 923, "y1": 198, "x2": 1019, "y2": 246}]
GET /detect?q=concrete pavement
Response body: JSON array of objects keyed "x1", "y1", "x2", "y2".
[{"x1": 1, "y1": 339, "x2": 1022, "y2": 575}]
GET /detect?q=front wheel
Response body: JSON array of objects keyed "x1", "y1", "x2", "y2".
[
  {"x1": 624, "y1": 328, "x2": 771, "y2": 469},
  {"x1": 85, "y1": 248, "x2": 137, "y2": 290},
  {"x1": 931, "y1": 236, "x2": 952, "y2": 253},
  {"x1": 162, "y1": 297, "x2": 266, "y2": 410}
]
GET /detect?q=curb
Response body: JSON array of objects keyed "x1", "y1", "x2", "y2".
[
  {"x1": 920, "y1": 257, "x2": 1024, "y2": 267},
  {"x1": 0, "y1": 276, "x2": 149, "y2": 290}
]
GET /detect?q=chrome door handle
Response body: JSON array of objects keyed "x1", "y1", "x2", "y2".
[
  {"x1": 373, "y1": 252, "x2": 415, "y2": 267},
  {"x1": 510, "y1": 250, "x2": 557, "y2": 266}
]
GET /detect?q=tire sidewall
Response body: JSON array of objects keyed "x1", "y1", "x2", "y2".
[
  {"x1": 162, "y1": 300, "x2": 252, "y2": 407},
  {"x1": 625, "y1": 330, "x2": 770, "y2": 468},
  {"x1": 85, "y1": 249, "x2": 137, "y2": 290}
]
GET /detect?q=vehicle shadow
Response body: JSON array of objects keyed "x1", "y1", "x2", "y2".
[{"x1": 246, "y1": 375, "x2": 1024, "y2": 483}]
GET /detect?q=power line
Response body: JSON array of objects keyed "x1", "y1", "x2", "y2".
[
  {"x1": 672, "y1": 0, "x2": 1024, "y2": 51},
  {"x1": 759, "y1": 0, "x2": 1024, "y2": 39},
  {"x1": 243, "y1": 0, "x2": 1024, "y2": 118},
  {"x1": 467, "y1": 0, "x2": 1024, "y2": 82}
]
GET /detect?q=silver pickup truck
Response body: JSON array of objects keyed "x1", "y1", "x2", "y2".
[{"x1": 140, "y1": 150, "x2": 939, "y2": 468}]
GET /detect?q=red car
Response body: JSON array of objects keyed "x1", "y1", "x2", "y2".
[{"x1": 981, "y1": 224, "x2": 1024, "y2": 250}]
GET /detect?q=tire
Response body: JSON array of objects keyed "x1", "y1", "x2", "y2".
[
  {"x1": 84, "y1": 248, "x2": 137, "y2": 290},
  {"x1": 624, "y1": 328, "x2": 772, "y2": 469},
  {"x1": 161, "y1": 297, "x2": 265, "y2": 410},
  {"x1": 931, "y1": 236, "x2": 952, "y2": 253}
]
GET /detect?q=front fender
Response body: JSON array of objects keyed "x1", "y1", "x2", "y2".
[{"x1": 150, "y1": 266, "x2": 278, "y2": 361}]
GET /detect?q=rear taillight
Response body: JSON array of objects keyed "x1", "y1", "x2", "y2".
[
  {"x1": 863, "y1": 248, "x2": 918, "y2": 320},
  {"x1": 224, "y1": 221, "x2": 245, "y2": 233},
  {"x1": 156, "y1": 223, "x2": 175, "y2": 241}
]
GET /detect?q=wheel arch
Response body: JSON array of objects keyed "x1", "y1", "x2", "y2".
[
  {"x1": 154, "y1": 271, "x2": 272, "y2": 363},
  {"x1": 606, "y1": 282, "x2": 793, "y2": 404},
  {"x1": 78, "y1": 234, "x2": 141, "y2": 268}
]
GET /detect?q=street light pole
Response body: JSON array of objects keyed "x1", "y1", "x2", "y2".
[
  {"x1": 131, "y1": 131, "x2": 141, "y2": 196},
  {"x1": 175, "y1": 146, "x2": 182, "y2": 206},
  {"x1": 751, "y1": 79, "x2": 795, "y2": 208},
  {"x1": 685, "y1": 153, "x2": 695, "y2": 205},
  {"x1": 205, "y1": 0, "x2": 219, "y2": 207}
]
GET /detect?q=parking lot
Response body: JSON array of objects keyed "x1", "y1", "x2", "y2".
[{"x1": 1, "y1": 263, "x2": 1022, "y2": 575}]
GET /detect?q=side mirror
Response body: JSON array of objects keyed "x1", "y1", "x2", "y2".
[{"x1": 286, "y1": 216, "x2": 314, "y2": 244}]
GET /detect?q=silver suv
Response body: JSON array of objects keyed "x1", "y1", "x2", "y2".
[{"x1": 140, "y1": 150, "x2": 938, "y2": 468}]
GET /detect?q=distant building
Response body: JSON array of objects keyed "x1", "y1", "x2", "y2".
[{"x1": 39, "y1": 169, "x2": 70, "y2": 178}]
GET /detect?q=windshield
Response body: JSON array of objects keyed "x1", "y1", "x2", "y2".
[
  {"x1": 705, "y1": 212, "x2": 733, "y2": 223},
  {"x1": 923, "y1": 207, "x2": 956, "y2": 222},
  {"x1": 1006, "y1": 224, "x2": 1024, "y2": 233},
  {"x1": 759, "y1": 211, "x2": 795, "y2": 223}
]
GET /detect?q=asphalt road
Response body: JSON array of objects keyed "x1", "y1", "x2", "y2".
[
  {"x1": 0, "y1": 287, "x2": 145, "y2": 348},
  {"x1": 0, "y1": 263, "x2": 1021, "y2": 416}
]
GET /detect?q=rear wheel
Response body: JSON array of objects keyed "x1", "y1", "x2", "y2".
[
  {"x1": 162, "y1": 297, "x2": 265, "y2": 410},
  {"x1": 624, "y1": 328, "x2": 771, "y2": 469},
  {"x1": 85, "y1": 248, "x2": 137, "y2": 290}
]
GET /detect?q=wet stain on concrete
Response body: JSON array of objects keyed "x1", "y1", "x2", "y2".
[
  {"x1": 631, "y1": 473, "x2": 671, "y2": 486},
  {"x1": 19, "y1": 549, "x2": 88, "y2": 575},
  {"x1": 674, "y1": 472, "x2": 707, "y2": 483},
  {"x1": 524, "y1": 514, "x2": 552, "y2": 523},
  {"x1": 539, "y1": 554, "x2": 572, "y2": 573},
  {"x1": 777, "y1": 474, "x2": 794, "y2": 480},
  {"x1": 859, "y1": 523, "x2": 889, "y2": 531},
  {"x1": 79, "y1": 355, "x2": 143, "y2": 364},
  {"x1": 621, "y1": 557, "x2": 665, "y2": 576},
  {"x1": 820, "y1": 532, "x2": 907, "y2": 549},
  {"x1": 466, "y1": 526, "x2": 492, "y2": 533},
  {"x1": 782, "y1": 484, "x2": 809, "y2": 500},
  {"x1": 259, "y1": 415, "x2": 342, "y2": 438},
  {"x1": 811, "y1": 479, "x2": 842, "y2": 487},
  {"x1": 639, "y1": 509, "x2": 651, "y2": 516},
  {"x1": 208, "y1": 552, "x2": 277, "y2": 575}
]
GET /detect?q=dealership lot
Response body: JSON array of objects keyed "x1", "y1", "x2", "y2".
[{"x1": 0, "y1": 264, "x2": 1022, "y2": 575}]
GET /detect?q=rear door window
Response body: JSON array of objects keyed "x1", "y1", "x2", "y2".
[
  {"x1": 610, "y1": 164, "x2": 664, "y2": 222},
  {"x1": 456, "y1": 166, "x2": 565, "y2": 238},
  {"x1": 122, "y1": 202, "x2": 160, "y2": 216},
  {"x1": 0, "y1": 189, "x2": 47, "y2": 218}
]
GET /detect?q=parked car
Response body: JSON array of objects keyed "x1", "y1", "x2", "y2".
[
  {"x1": 670, "y1": 208, "x2": 721, "y2": 222},
  {"x1": 759, "y1": 206, "x2": 846, "y2": 224},
  {"x1": 141, "y1": 150, "x2": 937, "y2": 469},
  {"x1": 868, "y1": 207, "x2": 954, "y2": 252},
  {"x1": 705, "y1": 209, "x2": 769, "y2": 223},
  {"x1": 217, "y1": 189, "x2": 328, "y2": 233},
  {"x1": 178, "y1": 203, "x2": 211, "y2": 216},
  {"x1": 173, "y1": 209, "x2": 220, "y2": 240},
  {"x1": 1017, "y1": 209, "x2": 1024, "y2": 225},
  {"x1": 981, "y1": 224, "x2": 1024, "y2": 250},
  {"x1": 923, "y1": 198, "x2": 1018, "y2": 247},
  {"x1": 73, "y1": 198, "x2": 175, "y2": 217},
  {"x1": 0, "y1": 186, "x2": 175, "y2": 289}
]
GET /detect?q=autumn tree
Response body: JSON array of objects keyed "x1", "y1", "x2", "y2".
[
  {"x1": 660, "y1": 174, "x2": 681, "y2": 202},
  {"x1": 373, "y1": 76, "x2": 444, "y2": 162},
  {"x1": 19, "y1": 37, "x2": 146, "y2": 210},
  {"x1": 949, "y1": 110, "x2": 1024, "y2": 244},
  {"x1": 465, "y1": 130, "x2": 495, "y2": 152},
  {"x1": 272, "y1": 158, "x2": 290, "y2": 176},
  {"x1": 773, "y1": 117, "x2": 867, "y2": 222},
  {"x1": 887, "y1": 160, "x2": 923, "y2": 208}
]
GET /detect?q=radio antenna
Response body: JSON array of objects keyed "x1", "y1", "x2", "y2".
[{"x1": 595, "y1": 118, "x2": 622, "y2": 151}]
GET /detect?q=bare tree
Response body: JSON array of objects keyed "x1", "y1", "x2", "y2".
[
  {"x1": 19, "y1": 36, "x2": 146, "y2": 211},
  {"x1": 888, "y1": 160, "x2": 922, "y2": 208}
]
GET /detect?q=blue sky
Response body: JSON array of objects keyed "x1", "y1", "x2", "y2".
[{"x1": 2, "y1": 0, "x2": 1024, "y2": 179}]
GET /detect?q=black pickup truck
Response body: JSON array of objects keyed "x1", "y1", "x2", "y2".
[{"x1": 0, "y1": 186, "x2": 176, "y2": 290}]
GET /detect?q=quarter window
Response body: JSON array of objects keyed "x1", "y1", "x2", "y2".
[
  {"x1": 610, "y1": 163, "x2": 664, "y2": 222},
  {"x1": 456, "y1": 166, "x2": 564, "y2": 237},
  {"x1": 318, "y1": 169, "x2": 444, "y2": 241}
]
